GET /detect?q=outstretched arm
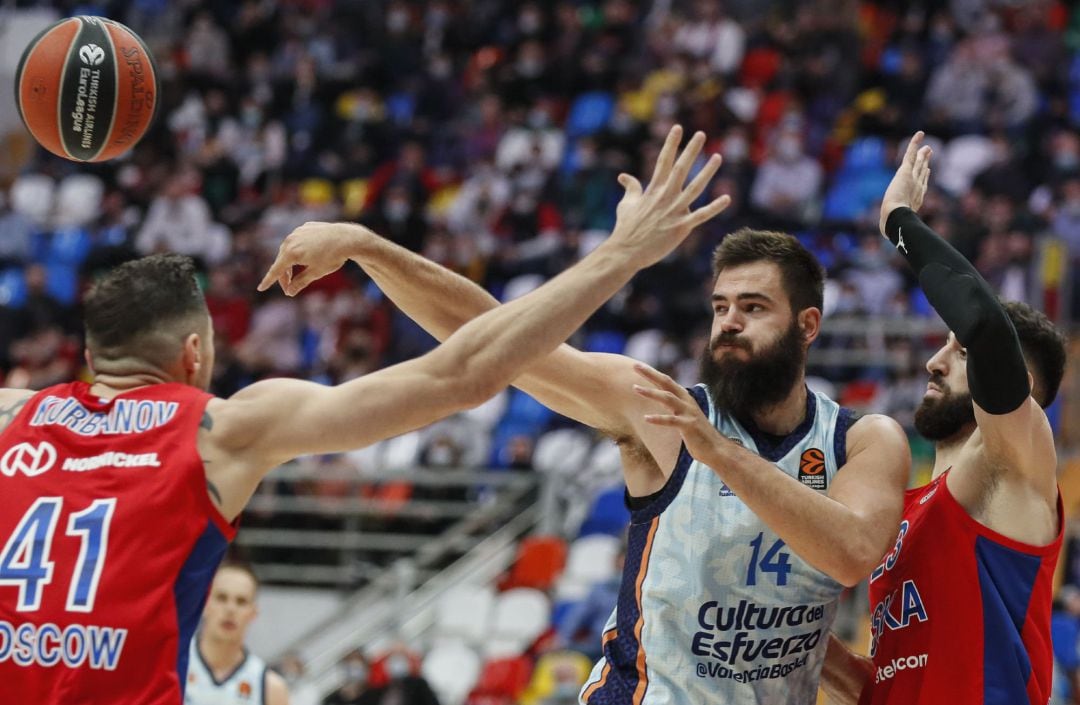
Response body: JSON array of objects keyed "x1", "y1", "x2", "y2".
[
  {"x1": 879, "y1": 133, "x2": 1055, "y2": 491},
  {"x1": 204, "y1": 127, "x2": 730, "y2": 518}
]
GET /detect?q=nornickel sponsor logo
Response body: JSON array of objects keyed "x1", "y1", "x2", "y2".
[
  {"x1": 78, "y1": 44, "x2": 105, "y2": 66},
  {"x1": 62, "y1": 452, "x2": 161, "y2": 472},
  {"x1": 0, "y1": 442, "x2": 57, "y2": 478}
]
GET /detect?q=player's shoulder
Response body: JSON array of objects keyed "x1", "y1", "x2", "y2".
[
  {"x1": 264, "y1": 667, "x2": 290, "y2": 705},
  {"x1": 844, "y1": 413, "x2": 908, "y2": 456},
  {"x1": 0, "y1": 388, "x2": 41, "y2": 433}
]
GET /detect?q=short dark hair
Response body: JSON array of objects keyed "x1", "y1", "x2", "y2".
[
  {"x1": 711, "y1": 229, "x2": 825, "y2": 313},
  {"x1": 84, "y1": 254, "x2": 208, "y2": 365},
  {"x1": 1002, "y1": 301, "x2": 1067, "y2": 408},
  {"x1": 217, "y1": 559, "x2": 260, "y2": 591}
]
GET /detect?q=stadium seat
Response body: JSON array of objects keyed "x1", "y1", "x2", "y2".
[
  {"x1": 583, "y1": 330, "x2": 626, "y2": 355},
  {"x1": 423, "y1": 641, "x2": 483, "y2": 705},
  {"x1": 555, "y1": 534, "x2": 621, "y2": 602},
  {"x1": 623, "y1": 329, "x2": 664, "y2": 367},
  {"x1": 500, "y1": 535, "x2": 567, "y2": 592},
  {"x1": 10, "y1": 173, "x2": 54, "y2": 224},
  {"x1": 532, "y1": 429, "x2": 593, "y2": 477},
  {"x1": 565, "y1": 92, "x2": 615, "y2": 139},
  {"x1": 55, "y1": 174, "x2": 104, "y2": 227},
  {"x1": 485, "y1": 588, "x2": 551, "y2": 658},
  {"x1": 432, "y1": 584, "x2": 496, "y2": 647},
  {"x1": 577, "y1": 486, "x2": 630, "y2": 538},
  {"x1": 467, "y1": 655, "x2": 534, "y2": 704},
  {"x1": 0, "y1": 268, "x2": 27, "y2": 308}
]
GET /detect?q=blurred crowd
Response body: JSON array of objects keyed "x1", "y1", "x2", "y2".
[{"x1": 2, "y1": 0, "x2": 1078, "y2": 442}]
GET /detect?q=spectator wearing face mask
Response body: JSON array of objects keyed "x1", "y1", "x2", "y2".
[
  {"x1": 322, "y1": 649, "x2": 371, "y2": 705},
  {"x1": 357, "y1": 648, "x2": 440, "y2": 705}
]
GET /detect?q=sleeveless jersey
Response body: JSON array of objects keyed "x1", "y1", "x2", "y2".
[
  {"x1": 185, "y1": 639, "x2": 267, "y2": 705},
  {"x1": 862, "y1": 470, "x2": 1062, "y2": 705},
  {"x1": 0, "y1": 381, "x2": 236, "y2": 705},
  {"x1": 581, "y1": 386, "x2": 857, "y2": 705}
]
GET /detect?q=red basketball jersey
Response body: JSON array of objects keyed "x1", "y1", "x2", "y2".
[
  {"x1": 0, "y1": 381, "x2": 236, "y2": 704},
  {"x1": 862, "y1": 470, "x2": 1062, "y2": 705}
]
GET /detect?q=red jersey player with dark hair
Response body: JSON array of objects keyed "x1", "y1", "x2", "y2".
[
  {"x1": 821, "y1": 133, "x2": 1068, "y2": 705},
  {"x1": 0, "y1": 127, "x2": 731, "y2": 705}
]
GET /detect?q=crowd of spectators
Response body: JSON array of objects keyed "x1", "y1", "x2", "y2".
[{"x1": 2, "y1": 0, "x2": 1076, "y2": 451}]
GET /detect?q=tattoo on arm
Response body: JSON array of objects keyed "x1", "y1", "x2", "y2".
[
  {"x1": 0, "y1": 397, "x2": 30, "y2": 430},
  {"x1": 201, "y1": 411, "x2": 213, "y2": 431},
  {"x1": 206, "y1": 480, "x2": 223, "y2": 506}
]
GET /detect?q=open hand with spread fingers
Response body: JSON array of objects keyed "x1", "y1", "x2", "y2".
[
  {"x1": 607, "y1": 125, "x2": 731, "y2": 270},
  {"x1": 632, "y1": 363, "x2": 726, "y2": 465},
  {"x1": 879, "y1": 131, "x2": 933, "y2": 237}
]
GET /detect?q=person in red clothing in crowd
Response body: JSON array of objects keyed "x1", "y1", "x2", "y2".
[
  {"x1": 821, "y1": 134, "x2": 1068, "y2": 705},
  {"x1": 0, "y1": 126, "x2": 730, "y2": 705}
]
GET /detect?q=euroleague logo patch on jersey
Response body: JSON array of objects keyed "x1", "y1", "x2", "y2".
[{"x1": 798, "y1": 448, "x2": 827, "y2": 490}]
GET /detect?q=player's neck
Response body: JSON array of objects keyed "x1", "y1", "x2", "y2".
[
  {"x1": 931, "y1": 424, "x2": 976, "y2": 479},
  {"x1": 748, "y1": 380, "x2": 808, "y2": 436},
  {"x1": 198, "y1": 633, "x2": 246, "y2": 676},
  {"x1": 89, "y1": 372, "x2": 174, "y2": 399}
]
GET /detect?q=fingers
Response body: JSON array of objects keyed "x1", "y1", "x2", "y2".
[
  {"x1": 633, "y1": 363, "x2": 684, "y2": 394},
  {"x1": 632, "y1": 383, "x2": 682, "y2": 409},
  {"x1": 680, "y1": 194, "x2": 732, "y2": 230},
  {"x1": 664, "y1": 131, "x2": 706, "y2": 196},
  {"x1": 643, "y1": 414, "x2": 685, "y2": 427},
  {"x1": 674, "y1": 153, "x2": 723, "y2": 212},
  {"x1": 618, "y1": 173, "x2": 644, "y2": 198},
  {"x1": 648, "y1": 125, "x2": 683, "y2": 191},
  {"x1": 258, "y1": 251, "x2": 293, "y2": 291},
  {"x1": 902, "y1": 131, "x2": 925, "y2": 166},
  {"x1": 285, "y1": 266, "x2": 320, "y2": 296}
]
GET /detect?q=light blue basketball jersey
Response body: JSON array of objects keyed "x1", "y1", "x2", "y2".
[
  {"x1": 580, "y1": 385, "x2": 857, "y2": 705},
  {"x1": 185, "y1": 638, "x2": 267, "y2": 705}
]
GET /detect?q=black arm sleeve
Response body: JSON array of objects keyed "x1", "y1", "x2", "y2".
[{"x1": 884, "y1": 207, "x2": 1029, "y2": 414}]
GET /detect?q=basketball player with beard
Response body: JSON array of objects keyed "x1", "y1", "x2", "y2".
[
  {"x1": 278, "y1": 171, "x2": 912, "y2": 701},
  {"x1": 820, "y1": 134, "x2": 1068, "y2": 705}
]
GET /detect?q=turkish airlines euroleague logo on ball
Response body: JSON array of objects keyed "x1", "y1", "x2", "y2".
[
  {"x1": 79, "y1": 43, "x2": 105, "y2": 66},
  {"x1": 798, "y1": 448, "x2": 827, "y2": 490}
]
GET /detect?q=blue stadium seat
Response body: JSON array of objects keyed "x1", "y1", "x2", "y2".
[
  {"x1": 584, "y1": 330, "x2": 626, "y2": 355},
  {"x1": 565, "y1": 92, "x2": 615, "y2": 139},
  {"x1": 0, "y1": 268, "x2": 27, "y2": 308},
  {"x1": 578, "y1": 486, "x2": 630, "y2": 537}
]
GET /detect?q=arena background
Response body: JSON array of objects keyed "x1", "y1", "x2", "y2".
[{"x1": 1, "y1": 1, "x2": 1080, "y2": 703}]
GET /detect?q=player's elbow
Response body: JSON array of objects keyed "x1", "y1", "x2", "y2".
[
  {"x1": 447, "y1": 369, "x2": 503, "y2": 410},
  {"x1": 834, "y1": 544, "x2": 886, "y2": 588}
]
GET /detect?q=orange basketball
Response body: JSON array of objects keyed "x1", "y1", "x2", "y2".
[
  {"x1": 15, "y1": 16, "x2": 158, "y2": 163},
  {"x1": 799, "y1": 447, "x2": 826, "y2": 476}
]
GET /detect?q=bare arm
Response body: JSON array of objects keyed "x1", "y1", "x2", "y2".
[
  {"x1": 204, "y1": 127, "x2": 729, "y2": 517},
  {"x1": 351, "y1": 231, "x2": 682, "y2": 467},
  {"x1": 0, "y1": 389, "x2": 36, "y2": 434},
  {"x1": 265, "y1": 670, "x2": 290, "y2": 705},
  {"x1": 820, "y1": 633, "x2": 873, "y2": 705},
  {"x1": 633, "y1": 366, "x2": 910, "y2": 587}
]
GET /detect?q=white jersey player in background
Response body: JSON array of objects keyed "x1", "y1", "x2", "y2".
[{"x1": 186, "y1": 562, "x2": 288, "y2": 705}]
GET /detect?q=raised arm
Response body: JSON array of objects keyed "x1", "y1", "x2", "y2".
[
  {"x1": 879, "y1": 133, "x2": 1055, "y2": 492},
  {"x1": 203, "y1": 127, "x2": 730, "y2": 518}
]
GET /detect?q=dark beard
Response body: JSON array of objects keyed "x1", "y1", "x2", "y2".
[
  {"x1": 698, "y1": 321, "x2": 805, "y2": 422},
  {"x1": 913, "y1": 376, "x2": 975, "y2": 441}
]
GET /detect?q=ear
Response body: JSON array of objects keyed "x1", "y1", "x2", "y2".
[
  {"x1": 84, "y1": 349, "x2": 94, "y2": 374},
  {"x1": 797, "y1": 307, "x2": 822, "y2": 346},
  {"x1": 181, "y1": 333, "x2": 202, "y2": 382}
]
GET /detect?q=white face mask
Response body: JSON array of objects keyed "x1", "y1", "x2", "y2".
[{"x1": 385, "y1": 655, "x2": 411, "y2": 679}]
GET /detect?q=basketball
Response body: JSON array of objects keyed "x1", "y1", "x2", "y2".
[{"x1": 14, "y1": 15, "x2": 158, "y2": 163}]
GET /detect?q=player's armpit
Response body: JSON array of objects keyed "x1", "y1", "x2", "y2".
[
  {"x1": 512, "y1": 349, "x2": 685, "y2": 472},
  {"x1": 971, "y1": 397, "x2": 1057, "y2": 497},
  {"x1": 827, "y1": 414, "x2": 911, "y2": 583}
]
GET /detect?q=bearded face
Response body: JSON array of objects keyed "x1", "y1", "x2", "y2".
[
  {"x1": 699, "y1": 317, "x2": 805, "y2": 421},
  {"x1": 914, "y1": 372, "x2": 976, "y2": 441}
]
